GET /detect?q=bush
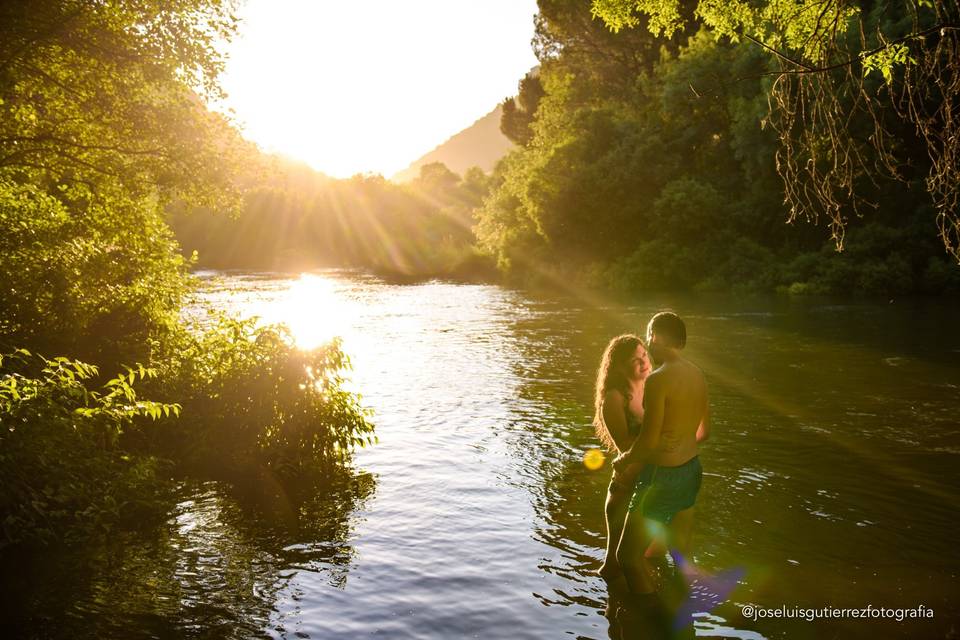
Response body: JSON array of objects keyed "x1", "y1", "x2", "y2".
[
  {"x1": 0, "y1": 315, "x2": 376, "y2": 547},
  {"x1": 922, "y1": 256, "x2": 960, "y2": 294},
  {"x1": 0, "y1": 350, "x2": 178, "y2": 547},
  {"x1": 141, "y1": 314, "x2": 376, "y2": 481},
  {"x1": 0, "y1": 180, "x2": 190, "y2": 367},
  {"x1": 605, "y1": 240, "x2": 702, "y2": 292},
  {"x1": 696, "y1": 237, "x2": 780, "y2": 293}
]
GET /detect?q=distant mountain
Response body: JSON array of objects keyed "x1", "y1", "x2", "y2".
[{"x1": 390, "y1": 104, "x2": 515, "y2": 183}]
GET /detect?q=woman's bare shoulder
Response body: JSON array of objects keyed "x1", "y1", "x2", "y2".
[
  {"x1": 603, "y1": 388, "x2": 625, "y2": 403},
  {"x1": 602, "y1": 388, "x2": 629, "y2": 414}
]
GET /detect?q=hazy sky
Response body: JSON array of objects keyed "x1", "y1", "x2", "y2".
[{"x1": 219, "y1": 0, "x2": 540, "y2": 179}]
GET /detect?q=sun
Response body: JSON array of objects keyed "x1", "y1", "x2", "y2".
[
  {"x1": 215, "y1": 0, "x2": 540, "y2": 178},
  {"x1": 259, "y1": 273, "x2": 351, "y2": 351}
]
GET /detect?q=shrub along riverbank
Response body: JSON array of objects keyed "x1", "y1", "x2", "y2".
[
  {"x1": 0, "y1": 1, "x2": 374, "y2": 549},
  {"x1": 0, "y1": 314, "x2": 375, "y2": 549}
]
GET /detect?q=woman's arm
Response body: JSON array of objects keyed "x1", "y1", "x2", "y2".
[
  {"x1": 601, "y1": 389, "x2": 632, "y2": 453},
  {"x1": 614, "y1": 373, "x2": 665, "y2": 472}
]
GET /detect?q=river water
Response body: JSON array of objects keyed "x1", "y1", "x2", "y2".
[{"x1": 6, "y1": 270, "x2": 960, "y2": 638}]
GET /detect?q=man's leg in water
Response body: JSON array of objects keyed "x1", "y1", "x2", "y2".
[
  {"x1": 643, "y1": 534, "x2": 670, "y2": 584},
  {"x1": 616, "y1": 507, "x2": 660, "y2": 594},
  {"x1": 599, "y1": 482, "x2": 631, "y2": 578},
  {"x1": 645, "y1": 536, "x2": 668, "y2": 558},
  {"x1": 666, "y1": 507, "x2": 699, "y2": 579}
]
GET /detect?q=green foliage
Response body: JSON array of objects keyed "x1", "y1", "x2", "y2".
[
  {"x1": 144, "y1": 315, "x2": 376, "y2": 480},
  {"x1": 591, "y1": 0, "x2": 960, "y2": 261},
  {"x1": 0, "y1": 0, "x2": 245, "y2": 208},
  {"x1": 0, "y1": 0, "x2": 256, "y2": 363},
  {"x1": 0, "y1": 315, "x2": 377, "y2": 547},
  {"x1": 0, "y1": 349, "x2": 177, "y2": 547},
  {"x1": 592, "y1": 0, "x2": 859, "y2": 60},
  {"x1": 0, "y1": 1, "x2": 380, "y2": 550},
  {"x1": 500, "y1": 72, "x2": 545, "y2": 145},
  {"x1": 862, "y1": 43, "x2": 914, "y2": 85},
  {"x1": 0, "y1": 179, "x2": 190, "y2": 365},
  {"x1": 780, "y1": 225, "x2": 944, "y2": 297},
  {"x1": 473, "y1": 149, "x2": 547, "y2": 275},
  {"x1": 591, "y1": 0, "x2": 686, "y2": 38},
  {"x1": 473, "y1": 2, "x2": 960, "y2": 295},
  {"x1": 604, "y1": 240, "x2": 702, "y2": 291}
]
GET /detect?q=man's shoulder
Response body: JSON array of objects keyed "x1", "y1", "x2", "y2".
[
  {"x1": 651, "y1": 360, "x2": 704, "y2": 390},
  {"x1": 687, "y1": 360, "x2": 707, "y2": 384},
  {"x1": 645, "y1": 367, "x2": 669, "y2": 387},
  {"x1": 679, "y1": 357, "x2": 706, "y2": 380}
]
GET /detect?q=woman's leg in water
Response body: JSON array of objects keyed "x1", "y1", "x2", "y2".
[
  {"x1": 599, "y1": 480, "x2": 631, "y2": 578},
  {"x1": 645, "y1": 535, "x2": 668, "y2": 559}
]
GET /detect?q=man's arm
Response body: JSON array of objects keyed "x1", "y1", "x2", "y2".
[{"x1": 696, "y1": 385, "x2": 710, "y2": 443}]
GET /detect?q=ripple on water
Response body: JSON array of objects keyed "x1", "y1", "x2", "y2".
[{"x1": 6, "y1": 270, "x2": 959, "y2": 639}]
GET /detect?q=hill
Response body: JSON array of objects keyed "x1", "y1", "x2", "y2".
[{"x1": 390, "y1": 104, "x2": 514, "y2": 182}]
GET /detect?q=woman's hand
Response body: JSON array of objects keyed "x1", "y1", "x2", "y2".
[
  {"x1": 612, "y1": 451, "x2": 631, "y2": 472},
  {"x1": 613, "y1": 453, "x2": 643, "y2": 484},
  {"x1": 609, "y1": 470, "x2": 632, "y2": 496}
]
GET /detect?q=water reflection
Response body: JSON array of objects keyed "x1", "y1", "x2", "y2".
[
  {"x1": 253, "y1": 273, "x2": 351, "y2": 350},
  {"x1": 1, "y1": 472, "x2": 375, "y2": 639},
  {"x1": 12, "y1": 271, "x2": 956, "y2": 639},
  {"x1": 496, "y1": 294, "x2": 960, "y2": 636}
]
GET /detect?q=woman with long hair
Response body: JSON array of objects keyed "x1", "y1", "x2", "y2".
[{"x1": 593, "y1": 334, "x2": 651, "y2": 579}]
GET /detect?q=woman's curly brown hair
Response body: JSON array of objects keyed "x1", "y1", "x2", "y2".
[{"x1": 593, "y1": 334, "x2": 642, "y2": 452}]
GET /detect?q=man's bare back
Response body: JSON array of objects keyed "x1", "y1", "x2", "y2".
[{"x1": 645, "y1": 358, "x2": 708, "y2": 467}]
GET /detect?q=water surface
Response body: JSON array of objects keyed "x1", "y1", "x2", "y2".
[{"x1": 6, "y1": 270, "x2": 959, "y2": 638}]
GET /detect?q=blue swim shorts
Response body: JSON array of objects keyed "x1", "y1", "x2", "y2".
[{"x1": 628, "y1": 455, "x2": 702, "y2": 524}]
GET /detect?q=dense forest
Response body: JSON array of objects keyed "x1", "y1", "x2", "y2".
[
  {"x1": 479, "y1": 0, "x2": 960, "y2": 296},
  {"x1": 173, "y1": 0, "x2": 960, "y2": 297}
]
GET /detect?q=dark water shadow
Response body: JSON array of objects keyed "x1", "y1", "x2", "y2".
[{"x1": 0, "y1": 470, "x2": 375, "y2": 639}]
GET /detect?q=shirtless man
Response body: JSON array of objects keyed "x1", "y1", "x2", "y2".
[{"x1": 612, "y1": 311, "x2": 710, "y2": 596}]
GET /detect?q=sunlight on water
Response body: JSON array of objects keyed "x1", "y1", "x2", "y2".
[
  {"x1": 9, "y1": 270, "x2": 957, "y2": 639},
  {"x1": 252, "y1": 273, "x2": 350, "y2": 350}
]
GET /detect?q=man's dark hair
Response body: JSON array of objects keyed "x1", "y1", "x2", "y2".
[{"x1": 647, "y1": 311, "x2": 686, "y2": 349}]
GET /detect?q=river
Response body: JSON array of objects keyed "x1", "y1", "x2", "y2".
[{"x1": 5, "y1": 269, "x2": 959, "y2": 638}]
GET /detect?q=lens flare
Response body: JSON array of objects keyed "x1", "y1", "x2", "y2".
[{"x1": 583, "y1": 448, "x2": 605, "y2": 471}]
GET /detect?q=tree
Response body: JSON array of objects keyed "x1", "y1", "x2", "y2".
[
  {"x1": 500, "y1": 71, "x2": 546, "y2": 145},
  {"x1": 591, "y1": 0, "x2": 960, "y2": 262},
  {"x1": 0, "y1": 0, "x2": 245, "y2": 205},
  {"x1": 0, "y1": 0, "x2": 249, "y2": 361},
  {"x1": 415, "y1": 161, "x2": 461, "y2": 193}
]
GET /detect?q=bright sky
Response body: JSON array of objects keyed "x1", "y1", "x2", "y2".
[{"x1": 219, "y1": 0, "x2": 540, "y2": 179}]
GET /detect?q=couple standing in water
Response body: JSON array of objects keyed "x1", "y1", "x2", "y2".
[{"x1": 594, "y1": 311, "x2": 710, "y2": 598}]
